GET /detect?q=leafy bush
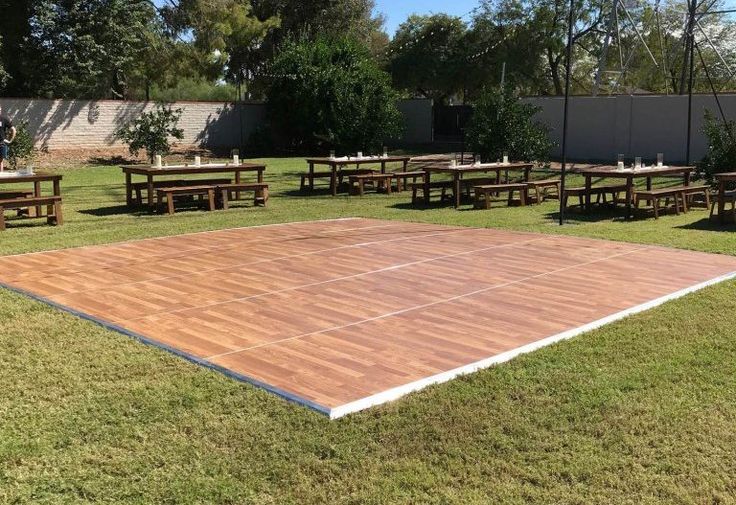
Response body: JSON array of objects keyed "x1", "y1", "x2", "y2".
[
  {"x1": 465, "y1": 87, "x2": 554, "y2": 164},
  {"x1": 8, "y1": 122, "x2": 36, "y2": 169},
  {"x1": 265, "y1": 37, "x2": 402, "y2": 154},
  {"x1": 115, "y1": 103, "x2": 184, "y2": 162},
  {"x1": 699, "y1": 110, "x2": 736, "y2": 184}
]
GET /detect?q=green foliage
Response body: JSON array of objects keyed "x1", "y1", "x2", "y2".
[
  {"x1": 7, "y1": 122, "x2": 36, "y2": 169},
  {"x1": 699, "y1": 110, "x2": 736, "y2": 183},
  {"x1": 28, "y1": 0, "x2": 158, "y2": 99},
  {"x1": 135, "y1": 78, "x2": 239, "y2": 103},
  {"x1": 387, "y1": 14, "x2": 468, "y2": 103},
  {"x1": 115, "y1": 104, "x2": 184, "y2": 162},
  {"x1": 266, "y1": 37, "x2": 402, "y2": 153},
  {"x1": 466, "y1": 87, "x2": 554, "y2": 163}
]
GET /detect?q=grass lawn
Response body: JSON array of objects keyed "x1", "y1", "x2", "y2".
[{"x1": 1, "y1": 158, "x2": 736, "y2": 504}]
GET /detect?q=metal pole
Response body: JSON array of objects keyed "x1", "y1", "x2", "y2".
[
  {"x1": 559, "y1": 0, "x2": 575, "y2": 226},
  {"x1": 685, "y1": 0, "x2": 696, "y2": 164}
]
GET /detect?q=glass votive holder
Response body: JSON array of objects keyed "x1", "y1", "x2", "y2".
[
  {"x1": 635, "y1": 157, "x2": 642, "y2": 169},
  {"x1": 657, "y1": 153, "x2": 664, "y2": 167},
  {"x1": 329, "y1": 150, "x2": 336, "y2": 160}
]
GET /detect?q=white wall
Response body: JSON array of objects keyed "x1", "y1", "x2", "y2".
[
  {"x1": 0, "y1": 98, "x2": 266, "y2": 151},
  {"x1": 524, "y1": 94, "x2": 736, "y2": 163}
]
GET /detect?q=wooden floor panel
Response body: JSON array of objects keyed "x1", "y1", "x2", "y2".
[{"x1": 2, "y1": 218, "x2": 736, "y2": 416}]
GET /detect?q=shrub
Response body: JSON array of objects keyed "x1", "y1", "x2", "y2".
[
  {"x1": 265, "y1": 37, "x2": 403, "y2": 154},
  {"x1": 8, "y1": 122, "x2": 36, "y2": 169},
  {"x1": 115, "y1": 103, "x2": 184, "y2": 162},
  {"x1": 699, "y1": 110, "x2": 736, "y2": 184},
  {"x1": 465, "y1": 87, "x2": 554, "y2": 164}
]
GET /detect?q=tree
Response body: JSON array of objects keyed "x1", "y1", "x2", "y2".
[
  {"x1": 7, "y1": 122, "x2": 36, "y2": 169},
  {"x1": 115, "y1": 104, "x2": 184, "y2": 163},
  {"x1": 29, "y1": 0, "x2": 159, "y2": 98},
  {"x1": 265, "y1": 37, "x2": 402, "y2": 153},
  {"x1": 0, "y1": 37, "x2": 8, "y2": 92},
  {"x1": 0, "y1": 0, "x2": 36, "y2": 96},
  {"x1": 475, "y1": 0, "x2": 606, "y2": 95},
  {"x1": 252, "y1": 0, "x2": 385, "y2": 50},
  {"x1": 386, "y1": 14, "x2": 469, "y2": 103},
  {"x1": 465, "y1": 87, "x2": 554, "y2": 163}
]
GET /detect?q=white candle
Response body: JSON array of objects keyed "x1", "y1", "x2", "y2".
[
  {"x1": 154, "y1": 155, "x2": 162, "y2": 168},
  {"x1": 503, "y1": 155, "x2": 509, "y2": 165},
  {"x1": 357, "y1": 151, "x2": 363, "y2": 159},
  {"x1": 617, "y1": 161, "x2": 625, "y2": 170},
  {"x1": 233, "y1": 154, "x2": 239, "y2": 165},
  {"x1": 194, "y1": 156, "x2": 201, "y2": 166}
]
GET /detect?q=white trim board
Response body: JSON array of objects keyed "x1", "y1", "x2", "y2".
[{"x1": 326, "y1": 269, "x2": 736, "y2": 419}]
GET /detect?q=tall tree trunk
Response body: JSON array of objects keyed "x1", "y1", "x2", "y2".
[{"x1": 548, "y1": 49, "x2": 563, "y2": 95}]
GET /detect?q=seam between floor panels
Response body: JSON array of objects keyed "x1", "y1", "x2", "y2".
[{"x1": 205, "y1": 245, "x2": 653, "y2": 360}]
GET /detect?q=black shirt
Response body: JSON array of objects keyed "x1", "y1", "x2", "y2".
[{"x1": 0, "y1": 115, "x2": 13, "y2": 142}]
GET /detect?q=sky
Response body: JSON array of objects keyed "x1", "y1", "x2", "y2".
[{"x1": 375, "y1": 0, "x2": 480, "y2": 36}]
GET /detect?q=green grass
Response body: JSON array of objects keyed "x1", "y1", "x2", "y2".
[{"x1": 2, "y1": 158, "x2": 736, "y2": 504}]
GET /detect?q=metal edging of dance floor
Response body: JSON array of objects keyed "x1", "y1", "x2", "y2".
[{"x1": 2, "y1": 218, "x2": 736, "y2": 419}]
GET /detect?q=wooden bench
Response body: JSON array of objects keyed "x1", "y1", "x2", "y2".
[
  {"x1": 0, "y1": 190, "x2": 34, "y2": 216},
  {"x1": 133, "y1": 178, "x2": 231, "y2": 205},
  {"x1": 524, "y1": 178, "x2": 561, "y2": 203},
  {"x1": 299, "y1": 169, "x2": 375, "y2": 190},
  {"x1": 407, "y1": 180, "x2": 454, "y2": 205},
  {"x1": 634, "y1": 185, "x2": 709, "y2": 218},
  {"x1": 389, "y1": 170, "x2": 426, "y2": 192},
  {"x1": 217, "y1": 182, "x2": 269, "y2": 209},
  {"x1": 711, "y1": 189, "x2": 736, "y2": 221},
  {"x1": 562, "y1": 184, "x2": 627, "y2": 210},
  {"x1": 474, "y1": 183, "x2": 528, "y2": 209},
  {"x1": 349, "y1": 173, "x2": 395, "y2": 195},
  {"x1": 156, "y1": 185, "x2": 216, "y2": 215},
  {"x1": 0, "y1": 195, "x2": 63, "y2": 231}
]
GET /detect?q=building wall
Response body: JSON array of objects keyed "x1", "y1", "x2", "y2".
[
  {"x1": 0, "y1": 97, "x2": 433, "y2": 152},
  {"x1": 524, "y1": 94, "x2": 736, "y2": 163},
  {"x1": 0, "y1": 98, "x2": 266, "y2": 151}
]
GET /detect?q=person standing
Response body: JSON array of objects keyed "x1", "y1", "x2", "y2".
[{"x1": 0, "y1": 106, "x2": 17, "y2": 171}]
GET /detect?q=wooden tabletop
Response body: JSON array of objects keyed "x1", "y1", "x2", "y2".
[
  {"x1": 305, "y1": 156, "x2": 411, "y2": 165},
  {"x1": 424, "y1": 162, "x2": 533, "y2": 173},
  {"x1": 714, "y1": 172, "x2": 736, "y2": 180},
  {"x1": 0, "y1": 171, "x2": 62, "y2": 183},
  {"x1": 579, "y1": 165, "x2": 694, "y2": 177},
  {"x1": 121, "y1": 163, "x2": 265, "y2": 175}
]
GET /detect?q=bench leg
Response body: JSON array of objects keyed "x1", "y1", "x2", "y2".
[
  {"x1": 0, "y1": 207, "x2": 5, "y2": 231},
  {"x1": 681, "y1": 192, "x2": 688, "y2": 213},
  {"x1": 653, "y1": 198, "x2": 659, "y2": 219},
  {"x1": 386, "y1": 178, "x2": 392, "y2": 195},
  {"x1": 358, "y1": 179, "x2": 365, "y2": 196},
  {"x1": 535, "y1": 186, "x2": 542, "y2": 204},
  {"x1": 412, "y1": 186, "x2": 418, "y2": 206},
  {"x1": 221, "y1": 189, "x2": 229, "y2": 210},
  {"x1": 207, "y1": 190, "x2": 216, "y2": 211},
  {"x1": 167, "y1": 194, "x2": 175, "y2": 215},
  {"x1": 485, "y1": 191, "x2": 492, "y2": 210},
  {"x1": 520, "y1": 188, "x2": 527, "y2": 206}
]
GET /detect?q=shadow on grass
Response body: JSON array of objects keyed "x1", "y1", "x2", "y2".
[
  {"x1": 544, "y1": 205, "x2": 631, "y2": 223},
  {"x1": 676, "y1": 217, "x2": 736, "y2": 232},
  {"x1": 88, "y1": 155, "x2": 134, "y2": 166},
  {"x1": 78, "y1": 205, "x2": 149, "y2": 217}
]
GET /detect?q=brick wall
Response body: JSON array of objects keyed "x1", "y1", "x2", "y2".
[{"x1": 0, "y1": 98, "x2": 266, "y2": 152}]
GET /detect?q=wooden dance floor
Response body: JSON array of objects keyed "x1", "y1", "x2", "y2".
[{"x1": 2, "y1": 218, "x2": 736, "y2": 418}]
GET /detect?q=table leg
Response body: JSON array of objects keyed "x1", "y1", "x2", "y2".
[
  {"x1": 524, "y1": 167, "x2": 531, "y2": 182},
  {"x1": 626, "y1": 177, "x2": 634, "y2": 219},
  {"x1": 309, "y1": 162, "x2": 315, "y2": 191},
  {"x1": 147, "y1": 175, "x2": 155, "y2": 211},
  {"x1": 646, "y1": 177, "x2": 652, "y2": 191},
  {"x1": 423, "y1": 170, "x2": 431, "y2": 204},
  {"x1": 381, "y1": 161, "x2": 386, "y2": 174},
  {"x1": 330, "y1": 164, "x2": 338, "y2": 196},
  {"x1": 125, "y1": 172, "x2": 133, "y2": 207},
  {"x1": 34, "y1": 181, "x2": 42, "y2": 217},
  {"x1": 719, "y1": 180, "x2": 726, "y2": 224},
  {"x1": 403, "y1": 160, "x2": 408, "y2": 172},
  {"x1": 235, "y1": 170, "x2": 242, "y2": 201},
  {"x1": 584, "y1": 176, "x2": 592, "y2": 212},
  {"x1": 454, "y1": 173, "x2": 461, "y2": 208}
]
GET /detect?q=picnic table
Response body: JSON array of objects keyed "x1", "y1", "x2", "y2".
[
  {"x1": 304, "y1": 156, "x2": 411, "y2": 196},
  {"x1": 713, "y1": 172, "x2": 736, "y2": 224},
  {"x1": 422, "y1": 162, "x2": 534, "y2": 208},
  {"x1": 121, "y1": 162, "x2": 266, "y2": 211},
  {"x1": 578, "y1": 165, "x2": 694, "y2": 219},
  {"x1": 0, "y1": 171, "x2": 63, "y2": 218}
]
